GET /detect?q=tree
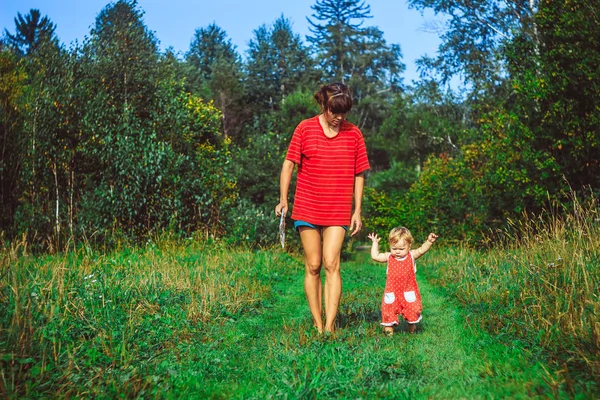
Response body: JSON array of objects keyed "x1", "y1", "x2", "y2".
[
  {"x1": 0, "y1": 50, "x2": 27, "y2": 233},
  {"x1": 307, "y1": 0, "x2": 372, "y2": 82},
  {"x1": 377, "y1": 80, "x2": 467, "y2": 170},
  {"x1": 185, "y1": 24, "x2": 246, "y2": 140},
  {"x1": 245, "y1": 15, "x2": 315, "y2": 114},
  {"x1": 9, "y1": 37, "x2": 83, "y2": 249},
  {"x1": 3, "y1": 9, "x2": 57, "y2": 56},
  {"x1": 409, "y1": 0, "x2": 540, "y2": 91},
  {"x1": 511, "y1": 0, "x2": 600, "y2": 190},
  {"x1": 84, "y1": 0, "x2": 159, "y2": 121},
  {"x1": 307, "y1": 0, "x2": 405, "y2": 138}
]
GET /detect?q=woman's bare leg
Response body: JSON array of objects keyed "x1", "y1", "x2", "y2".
[
  {"x1": 321, "y1": 226, "x2": 346, "y2": 332},
  {"x1": 299, "y1": 227, "x2": 323, "y2": 332}
]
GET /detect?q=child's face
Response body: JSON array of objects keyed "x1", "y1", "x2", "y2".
[{"x1": 390, "y1": 238, "x2": 410, "y2": 258}]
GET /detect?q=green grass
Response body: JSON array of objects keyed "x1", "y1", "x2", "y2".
[
  {"x1": 420, "y1": 194, "x2": 600, "y2": 395},
  {"x1": 2, "y1": 239, "x2": 591, "y2": 398}
]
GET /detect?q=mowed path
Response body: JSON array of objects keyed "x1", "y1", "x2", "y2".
[{"x1": 169, "y1": 250, "x2": 562, "y2": 399}]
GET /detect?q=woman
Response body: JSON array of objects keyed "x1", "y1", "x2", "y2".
[{"x1": 275, "y1": 82, "x2": 370, "y2": 333}]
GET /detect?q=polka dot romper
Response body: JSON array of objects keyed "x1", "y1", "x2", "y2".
[{"x1": 381, "y1": 252, "x2": 422, "y2": 326}]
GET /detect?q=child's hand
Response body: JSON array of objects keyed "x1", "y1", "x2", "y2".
[
  {"x1": 428, "y1": 233, "x2": 439, "y2": 243},
  {"x1": 368, "y1": 233, "x2": 380, "y2": 243}
]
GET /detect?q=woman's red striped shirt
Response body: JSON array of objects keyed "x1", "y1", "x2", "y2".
[{"x1": 286, "y1": 116, "x2": 370, "y2": 226}]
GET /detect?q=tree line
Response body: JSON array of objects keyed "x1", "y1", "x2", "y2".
[{"x1": 1, "y1": 0, "x2": 598, "y2": 251}]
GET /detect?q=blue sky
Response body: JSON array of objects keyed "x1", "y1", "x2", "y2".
[{"x1": 1, "y1": 0, "x2": 446, "y2": 84}]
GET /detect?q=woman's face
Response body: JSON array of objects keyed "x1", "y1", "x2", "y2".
[{"x1": 324, "y1": 108, "x2": 348, "y2": 127}]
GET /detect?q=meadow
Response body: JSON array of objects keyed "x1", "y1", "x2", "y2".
[{"x1": 1, "y1": 197, "x2": 598, "y2": 398}]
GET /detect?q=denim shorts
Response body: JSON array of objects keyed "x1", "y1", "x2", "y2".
[{"x1": 293, "y1": 220, "x2": 348, "y2": 232}]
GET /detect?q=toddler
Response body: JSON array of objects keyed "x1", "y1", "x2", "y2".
[{"x1": 368, "y1": 227, "x2": 438, "y2": 335}]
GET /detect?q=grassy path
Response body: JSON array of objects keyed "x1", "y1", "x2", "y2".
[{"x1": 165, "y1": 251, "x2": 563, "y2": 399}]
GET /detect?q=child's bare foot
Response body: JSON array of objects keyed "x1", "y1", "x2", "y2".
[
  {"x1": 384, "y1": 327, "x2": 394, "y2": 336},
  {"x1": 408, "y1": 324, "x2": 417, "y2": 334}
]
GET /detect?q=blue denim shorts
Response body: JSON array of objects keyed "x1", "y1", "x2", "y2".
[{"x1": 293, "y1": 220, "x2": 348, "y2": 232}]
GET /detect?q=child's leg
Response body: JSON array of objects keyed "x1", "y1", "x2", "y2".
[
  {"x1": 407, "y1": 323, "x2": 417, "y2": 333},
  {"x1": 384, "y1": 326, "x2": 394, "y2": 336}
]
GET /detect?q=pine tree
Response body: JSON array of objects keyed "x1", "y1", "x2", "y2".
[
  {"x1": 185, "y1": 23, "x2": 246, "y2": 140},
  {"x1": 4, "y1": 9, "x2": 57, "y2": 56},
  {"x1": 246, "y1": 15, "x2": 314, "y2": 113}
]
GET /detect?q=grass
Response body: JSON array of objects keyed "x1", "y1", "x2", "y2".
[
  {"x1": 421, "y1": 192, "x2": 600, "y2": 394},
  {"x1": 2, "y1": 236, "x2": 592, "y2": 398}
]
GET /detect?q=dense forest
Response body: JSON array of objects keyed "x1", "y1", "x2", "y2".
[{"x1": 1, "y1": 0, "x2": 599, "y2": 251}]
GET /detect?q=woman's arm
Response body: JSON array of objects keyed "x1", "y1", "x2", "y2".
[
  {"x1": 275, "y1": 159, "x2": 295, "y2": 216},
  {"x1": 350, "y1": 172, "x2": 365, "y2": 236}
]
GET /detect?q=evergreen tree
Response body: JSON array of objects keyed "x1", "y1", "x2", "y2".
[
  {"x1": 245, "y1": 15, "x2": 315, "y2": 114},
  {"x1": 3, "y1": 9, "x2": 57, "y2": 56},
  {"x1": 185, "y1": 24, "x2": 246, "y2": 140},
  {"x1": 307, "y1": 0, "x2": 405, "y2": 165},
  {"x1": 307, "y1": 0, "x2": 372, "y2": 82}
]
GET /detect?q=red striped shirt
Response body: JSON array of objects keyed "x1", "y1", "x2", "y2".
[{"x1": 286, "y1": 116, "x2": 370, "y2": 226}]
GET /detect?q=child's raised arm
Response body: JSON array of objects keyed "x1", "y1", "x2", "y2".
[
  {"x1": 368, "y1": 233, "x2": 389, "y2": 263},
  {"x1": 411, "y1": 233, "x2": 439, "y2": 260}
]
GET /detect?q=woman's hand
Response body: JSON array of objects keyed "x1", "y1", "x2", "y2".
[
  {"x1": 350, "y1": 212, "x2": 362, "y2": 236},
  {"x1": 275, "y1": 202, "x2": 288, "y2": 217}
]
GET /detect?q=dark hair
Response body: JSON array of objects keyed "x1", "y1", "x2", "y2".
[{"x1": 314, "y1": 82, "x2": 353, "y2": 114}]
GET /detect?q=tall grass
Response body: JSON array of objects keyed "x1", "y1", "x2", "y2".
[
  {"x1": 423, "y1": 191, "x2": 600, "y2": 392},
  {"x1": 0, "y1": 239, "x2": 291, "y2": 398}
]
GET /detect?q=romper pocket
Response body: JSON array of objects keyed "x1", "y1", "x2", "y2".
[
  {"x1": 384, "y1": 292, "x2": 395, "y2": 304},
  {"x1": 404, "y1": 291, "x2": 417, "y2": 303}
]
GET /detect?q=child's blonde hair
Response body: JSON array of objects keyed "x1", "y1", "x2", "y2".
[{"x1": 389, "y1": 226, "x2": 413, "y2": 246}]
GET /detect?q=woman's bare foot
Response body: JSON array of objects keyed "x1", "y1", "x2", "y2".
[{"x1": 314, "y1": 322, "x2": 323, "y2": 334}]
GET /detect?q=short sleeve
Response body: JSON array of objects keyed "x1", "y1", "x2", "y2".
[
  {"x1": 285, "y1": 124, "x2": 302, "y2": 164},
  {"x1": 355, "y1": 131, "x2": 370, "y2": 174}
]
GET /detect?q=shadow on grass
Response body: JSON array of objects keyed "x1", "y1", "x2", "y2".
[
  {"x1": 337, "y1": 310, "x2": 428, "y2": 336},
  {"x1": 336, "y1": 309, "x2": 381, "y2": 329}
]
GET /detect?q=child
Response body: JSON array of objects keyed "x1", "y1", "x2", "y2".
[{"x1": 368, "y1": 227, "x2": 438, "y2": 335}]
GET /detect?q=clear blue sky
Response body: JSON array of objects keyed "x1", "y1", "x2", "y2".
[{"x1": 1, "y1": 0, "x2": 445, "y2": 84}]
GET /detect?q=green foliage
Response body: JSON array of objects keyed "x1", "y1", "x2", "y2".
[
  {"x1": 366, "y1": 106, "x2": 564, "y2": 241},
  {"x1": 1, "y1": 1, "x2": 238, "y2": 249},
  {"x1": 223, "y1": 199, "x2": 280, "y2": 248},
  {"x1": 3, "y1": 0, "x2": 599, "y2": 252},
  {"x1": 508, "y1": 0, "x2": 600, "y2": 190},
  {"x1": 421, "y1": 193, "x2": 600, "y2": 391},
  {"x1": 234, "y1": 89, "x2": 318, "y2": 206},
  {"x1": 0, "y1": 50, "x2": 26, "y2": 233},
  {"x1": 11, "y1": 39, "x2": 79, "y2": 249},
  {"x1": 367, "y1": 161, "x2": 418, "y2": 194},
  {"x1": 185, "y1": 23, "x2": 247, "y2": 141},
  {"x1": 375, "y1": 81, "x2": 466, "y2": 171},
  {"x1": 245, "y1": 16, "x2": 315, "y2": 114},
  {"x1": 408, "y1": 0, "x2": 535, "y2": 96}
]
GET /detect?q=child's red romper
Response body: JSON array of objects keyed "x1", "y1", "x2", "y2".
[{"x1": 381, "y1": 252, "x2": 422, "y2": 326}]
